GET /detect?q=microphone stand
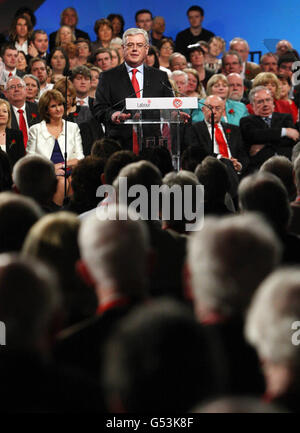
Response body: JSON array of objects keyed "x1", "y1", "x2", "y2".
[{"x1": 64, "y1": 75, "x2": 68, "y2": 198}]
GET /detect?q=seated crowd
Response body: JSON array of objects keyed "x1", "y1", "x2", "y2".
[{"x1": 0, "y1": 4, "x2": 300, "y2": 414}]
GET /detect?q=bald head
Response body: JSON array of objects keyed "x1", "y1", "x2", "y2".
[{"x1": 202, "y1": 95, "x2": 225, "y2": 123}]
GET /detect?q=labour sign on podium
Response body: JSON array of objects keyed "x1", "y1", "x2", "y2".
[{"x1": 125, "y1": 97, "x2": 198, "y2": 110}]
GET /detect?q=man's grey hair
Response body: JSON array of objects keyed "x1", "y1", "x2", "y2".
[
  {"x1": 292, "y1": 142, "x2": 300, "y2": 164},
  {"x1": 245, "y1": 268, "x2": 300, "y2": 367},
  {"x1": 169, "y1": 52, "x2": 186, "y2": 67},
  {"x1": 5, "y1": 76, "x2": 26, "y2": 91},
  {"x1": 249, "y1": 85, "x2": 271, "y2": 105},
  {"x1": 122, "y1": 28, "x2": 149, "y2": 46},
  {"x1": 79, "y1": 204, "x2": 150, "y2": 296},
  {"x1": 293, "y1": 154, "x2": 300, "y2": 192},
  {"x1": 229, "y1": 37, "x2": 249, "y2": 51},
  {"x1": 187, "y1": 213, "x2": 281, "y2": 317},
  {"x1": 171, "y1": 70, "x2": 188, "y2": 84},
  {"x1": 259, "y1": 52, "x2": 278, "y2": 65},
  {"x1": 110, "y1": 37, "x2": 122, "y2": 46}
]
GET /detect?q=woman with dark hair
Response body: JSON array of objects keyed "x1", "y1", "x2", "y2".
[
  {"x1": 9, "y1": 14, "x2": 33, "y2": 55},
  {"x1": 107, "y1": 13, "x2": 125, "y2": 38},
  {"x1": 158, "y1": 38, "x2": 174, "y2": 69},
  {"x1": 17, "y1": 50, "x2": 28, "y2": 73},
  {"x1": 145, "y1": 46, "x2": 160, "y2": 69},
  {"x1": 92, "y1": 18, "x2": 113, "y2": 53},
  {"x1": 278, "y1": 74, "x2": 299, "y2": 123},
  {"x1": 14, "y1": 7, "x2": 37, "y2": 28},
  {"x1": 48, "y1": 47, "x2": 70, "y2": 80},
  {"x1": 27, "y1": 89, "x2": 84, "y2": 173},
  {"x1": 187, "y1": 43, "x2": 214, "y2": 89}
]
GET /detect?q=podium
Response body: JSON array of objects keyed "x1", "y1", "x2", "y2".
[{"x1": 124, "y1": 97, "x2": 198, "y2": 171}]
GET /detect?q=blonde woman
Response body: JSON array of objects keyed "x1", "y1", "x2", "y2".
[
  {"x1": 192, "y1": 74, "x2": 249, "y2": 125},
  {"x1": 247, "y1": 72, "x2": 295, "y2": 122},
  {"x1": 0, "y1": 98, "x2": 25, "y2": 166}
]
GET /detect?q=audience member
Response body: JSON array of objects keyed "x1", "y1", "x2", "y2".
[
  {"x1": 191, "y1": 73, "x2": 249, "y2": 125},
  {"x1": 151, "y1": 16, "x2": 168, "y2": 48},
  {"x1": 0, "y1": 98, "x2": 24, "y2": 167},
  {"x1": 205, "y1": 36, "x2": 225, "y2": 72},
  {"x1": 29, "y1": 57, "x2": 54, "y2": 98},
  {"x1": 102, "y1": 298, "x2": 214, "y2": 412},
  {"x1": 92, "y1": 19, "x2": 113, "y2": 53},
  {"x1": 245, "y1": 268, "x2": 300, "y2": 412},
  {"x1": 187, "y1": 212, "x2": 281, "y2": 395},
  {"x1": 9, "y1": 14, "x2": 33, "y2": 56},
  {"x1": 23, "y1": 74, "x2": 40, "y2": 103},
  {"x1": 238, "y1": 171, "x2": 300, "y2": 264},
  {"x1": 240, "y1": 86, "x2": 299, "y2": 171},
  {"x1": 54, "y1": 205, "x2": 150, "y2": 381},
  {"x1": 1, "y1": 44, "x2": 25, "y2": 86},
  {"x1": 55, "y1": 25, "x2": 76, "y2": 50},
  {"x1": 229, "y1": 37, "x2": 260, "y2": 79},
  {"x1": 22, "y1": 212, "x2": 97, "y2": 327},
  {"x1": 48, "y1": 47, "x2": 69, "y2": 81},
  {"x1": 158, "y1": 38, "x2": 174, "y2": 70},
  {"x1": 175, "y1": 6, "x2": 214, "y2": 59},
  {"x1": 16, "y1": 51, "x2": 28, "y2": 73},
  {"x1": 30, "y1": 30, "x2": 49, "y2": 60},
  {"x1": 259, "y1": 52, "x2": 278, "y2": 74},
  {"x1": 169, "y1": 52, "x2": 187, "y2": 71},
  {"x1": 260, "y1": 155, "x2": 296, "y2": 201},
  {"x1": 0, "y1": 192, "x2": 42, "y2": 253},
  {"x1": 12, "y1": 155, "x2": 60, "y2": 212},
  {"x1": 107, "y1": 13, "x2": 125, "y2": 39},
  {"x1": 94, "y1": 48, "x2": 113, "y2": 71},
  {"x1": 5, "y1": 76, "x2": 40, "y2": 147},
  {"x1": 49, "y1": 7, "x2": 90, "y2": 52}
]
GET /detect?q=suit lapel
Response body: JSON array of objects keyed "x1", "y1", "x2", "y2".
[
  {"x1": 197, "y1": 122, "x2": 214, "y2": 154},
  {"x1": 10, "y1": 105, "x2": 18, "y2": 130}
]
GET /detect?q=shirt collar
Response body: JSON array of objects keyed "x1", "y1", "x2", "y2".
[{"x1": 125, "y1": 62, "x2": 144, "y2": 74}]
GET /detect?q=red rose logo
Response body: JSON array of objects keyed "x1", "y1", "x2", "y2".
[
  {"x1": 31, "y1": 113, "x2": 37, "y2": 118},
  {"x1": 73, "y1": 112, "x2": 79, "y2": 117},
  {"x1": 226, "y1": 129, "x2": 231, "y2": 133},
  {"x1": 229, "y1": 109, "x2": 234, "y2": 114},
  {"x1": 11, "y1": 139, "x2": 16, "y2": 144},
  {"x1": 173, "y1": 98, "x2": 183, "y2": 109}
]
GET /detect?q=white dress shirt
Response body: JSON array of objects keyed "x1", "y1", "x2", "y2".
[
  {"x1": 125, "y1": 62, "x2": 144, "y2": 97},
  {"x1": 204, "y1": 120, "x2": 232, "y2": 157}
]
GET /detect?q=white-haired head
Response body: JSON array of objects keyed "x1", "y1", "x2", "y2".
[
  {"x1": 79, "y1": 204, "x2": 150, "y2": 297},
  {"x1": 187, "y1": 212, "x2": 281, "y2": 318}
]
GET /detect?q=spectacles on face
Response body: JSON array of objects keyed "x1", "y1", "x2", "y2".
[
  {"x1": 7, "y1": 84, "x2": 24, "y2": 90},
  {"x1": 255, "y1": 97, "x2": 273, "y2": 105},
  {"x1": 125, "y1": 43, "x2": 147, "y2": 50}
]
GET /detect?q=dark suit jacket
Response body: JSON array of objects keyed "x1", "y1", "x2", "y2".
[
  {"x1": 240, "y1": 112, "x2": 297, "y2": 170},
  {"x1": 185, "y1": 120, "x2": 249, "y2": 172},
  {"x1": 10, "y1": 101, "x2": 40, "y2": 132},
  {"x1": 94, "y1": 63, "x2": 173, "y2": 149},
  {"x1": 5, "y1": 128, "x2": 25, "y2": 167}
]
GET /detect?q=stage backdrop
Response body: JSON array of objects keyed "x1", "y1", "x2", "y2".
[{"x1": 5, "y1": 0, "x2": 299, "y2": 55}]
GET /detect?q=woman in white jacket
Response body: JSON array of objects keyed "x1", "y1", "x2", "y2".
[{"x1": 27, "y1": 89, "x2": 84, "y2": 176}]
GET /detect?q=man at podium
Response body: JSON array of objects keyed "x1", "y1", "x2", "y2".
[{"x1": 94, "y1": 27, "x2": 174, "y2": 150}]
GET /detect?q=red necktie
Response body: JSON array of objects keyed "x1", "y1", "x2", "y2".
[
  {"x1": 8, "y1": 72, "x2": 12, "y2": 77},
  {"x1": 131, "y1": 69, "x2": 140, "y2": 154},
  {"x1": 214, "y1": 124, "x2": 229, "y2": 158},
  {"x1": 18, "y1": 109, "x2": 28, "y2": 148}
]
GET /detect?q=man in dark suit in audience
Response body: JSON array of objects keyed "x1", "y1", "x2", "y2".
[
  {"x1": 240, "y1": 86, "x2": 299, "y2": 171},
  {"x1": 5, "y1": 76, "x2": 40, "y2": 148},
  {"x1": 186, "y1": 95, "x2": 249, "y2": 174},
  {"x1": 54, "y1": 205, "x2": 150, "y2": 381}
]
